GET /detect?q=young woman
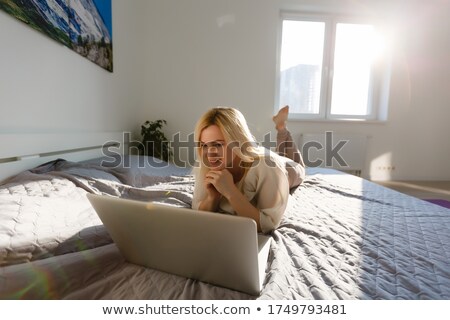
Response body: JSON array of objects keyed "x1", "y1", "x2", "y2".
[{"x1": 192, "y1": 106, "x2": 305, "y2": 233}]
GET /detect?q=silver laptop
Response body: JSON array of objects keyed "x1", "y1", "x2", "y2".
[{"x1": 87, "y1": 193, "x2": 272, "y2": 296}]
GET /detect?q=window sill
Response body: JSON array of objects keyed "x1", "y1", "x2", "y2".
[{"x1": 287, "y1": 117, "x2": 387, "y2": 124}]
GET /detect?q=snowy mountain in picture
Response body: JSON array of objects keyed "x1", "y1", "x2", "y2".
[
  {"x1": 28, "y1": 0, "x2": 110, "y2": 44},
  {"x1": 69, "y1": 0, "x2": 111, "y2": 43},
  {"x1": 0, "y1": 0, "x2": 113, "y2": 71},
  {"x1": 30, "y1": 0, "x2": 69, "y2": 34}
]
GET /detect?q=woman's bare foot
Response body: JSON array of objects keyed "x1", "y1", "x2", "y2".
[{"x1": 273, "y1": 105, "x2": 289, "y2": 130}]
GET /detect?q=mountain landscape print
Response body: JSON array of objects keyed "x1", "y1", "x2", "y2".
[{"x1": 0, "y1": 0, "x2": 113, "y2": 72}]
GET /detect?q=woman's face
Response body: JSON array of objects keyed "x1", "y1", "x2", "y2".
[{"x1": 199, "y1": 125, "x2": 235, "y2": 171}]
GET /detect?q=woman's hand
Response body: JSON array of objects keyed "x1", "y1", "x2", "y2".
[
  {"x1": 204, "y1": 176, "x2": 222, "y2": 201},
  {"x1": 204, "y1": 168, "x2": 262, "y2": 232},
  {"x1": 205, "y1": 169, "x2": 237, "y2": 200},
  {"x1": 197, "y1": 176, "x2": 222, "y2": 212}
]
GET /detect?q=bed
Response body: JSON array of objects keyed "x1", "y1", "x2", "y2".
[{"x1": 0, "y1": 133, "x2": 449, "y2": 299}]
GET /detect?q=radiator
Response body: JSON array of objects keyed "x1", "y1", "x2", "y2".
[{"x1": 300, "y1": 132, "x2": 368, "y2": 176}]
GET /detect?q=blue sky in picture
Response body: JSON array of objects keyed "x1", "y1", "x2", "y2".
[{"x1": 92, "y1": 0, "x2": 112, "y2": 36}]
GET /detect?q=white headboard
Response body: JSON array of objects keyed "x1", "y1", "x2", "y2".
[{"x1": 0, "y1": 132, "x2": 128, "y2": 183}]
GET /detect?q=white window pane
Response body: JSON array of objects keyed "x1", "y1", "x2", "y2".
[
  {"x1": 330, "y1": 23, "x2": 378, "y2": 116},
  {"x1": 279, "y1": 20, "x2": 325, "y2": 114}
]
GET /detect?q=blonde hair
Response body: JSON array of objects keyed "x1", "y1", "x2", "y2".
[
  {"x1": 194, "y1": 107, "x2": 262, "y2": 165},
  {"x1": 192, "y1": 107, "x2": 265, "y2": 209}
]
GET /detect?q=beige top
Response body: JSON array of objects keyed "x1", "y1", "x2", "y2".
[{"x1": 192, "y1": 150, "x2": 291, "y2": 233}]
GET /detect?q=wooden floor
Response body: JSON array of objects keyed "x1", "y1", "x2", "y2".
[{"x1": 373, "y1": 180, "x2": 450, "y2": 201}]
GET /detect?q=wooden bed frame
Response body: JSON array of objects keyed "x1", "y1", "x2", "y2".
[{"x1": 0, "y1": 132, "x2": 128, "y2": 183}]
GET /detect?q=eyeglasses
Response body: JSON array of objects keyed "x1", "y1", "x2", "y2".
[{"x1": 198, "y1": 141, "x2": 226, "y2": 153}]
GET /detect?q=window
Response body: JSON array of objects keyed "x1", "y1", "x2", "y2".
[{"x1": 276, "y1": 13, "x2": 391, "y2": 121}]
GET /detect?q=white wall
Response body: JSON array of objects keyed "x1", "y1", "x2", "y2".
[
  {"x1": 138, "y1": 0, "x2": 450, "y2": 180},
  {"x1": 0, "y1": 0, "x2": 146, "y2": 134},
  {"x1": 1, "y1": 0, "x2": 449, "y2": 181}
]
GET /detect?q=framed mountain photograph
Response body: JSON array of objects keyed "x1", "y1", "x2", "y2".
[{"x1": 0, "y1": 0, "x2": 113, "y2": 72}]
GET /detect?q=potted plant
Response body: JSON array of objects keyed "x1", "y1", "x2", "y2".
[{"x1": 139, "y1": 119, "x2": 173, "y2": 162}]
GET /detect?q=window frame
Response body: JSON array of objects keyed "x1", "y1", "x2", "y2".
[{"x1": 275, "y1": 12, "x2": 389, "y2": 122}]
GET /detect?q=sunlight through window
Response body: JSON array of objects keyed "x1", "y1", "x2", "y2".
[
  {"x1": 277, "y1": 14, "x2": 390, "y2": 121},
  {"x1": 279, "y1": 20, "x2": 325, "y2": 115},
  {"x1": 331, "y1": 23, "x2": 386, "y2": 116}
]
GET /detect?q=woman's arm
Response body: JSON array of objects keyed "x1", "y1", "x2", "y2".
[
  {"x1": 222, "y1": 186, "x2": 262, "y2": 232},
  {"x1": 197, "y1": 191, "x2": 222, "y2": 212},
  {"x1": 205, "y1": 169, "x2": 262, "y2": 232},
  {"x1": 194, "y1": 171, "x2": 223, "y2": 212}
]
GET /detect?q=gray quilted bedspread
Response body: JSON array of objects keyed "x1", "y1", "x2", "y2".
[
  {"x1": 0, "y1": 157, "x2": 192, "y2": 267},
  {"x1": 0, "y1": 157, "x2": 449, "y2": 299}
]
